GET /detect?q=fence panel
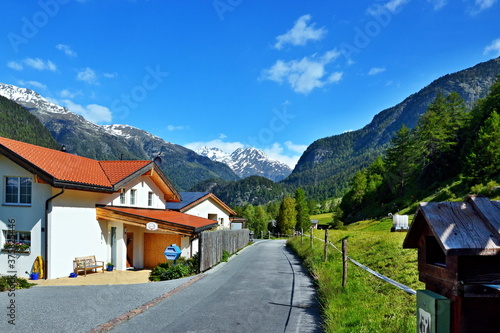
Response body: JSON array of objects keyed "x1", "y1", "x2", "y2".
[{"x1": 199, "y1": 229, "x2": 250, "y2": 272}]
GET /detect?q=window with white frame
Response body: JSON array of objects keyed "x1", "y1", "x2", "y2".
[
  {"x1": 2, "y1": 230, "x2": 31, "y2": 251},
  {"x1": 120, "y1": 189, "x2": 126, "y2": 205},
  {"x1": 4, "y1": 177, "x2": 32, "y2": 205},
  {"x1": 148, "y1": 192, "x2": 153, "y2": 206},
  {"x1": 130, "y1": 189, "x2": 136, "y2": 205}
]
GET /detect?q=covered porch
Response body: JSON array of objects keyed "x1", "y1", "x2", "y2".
[{"x1": 96, "y1": 206, "x2": 218, "y2": 270}]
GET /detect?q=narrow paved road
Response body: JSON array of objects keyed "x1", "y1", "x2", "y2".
[{"x1": 111, "y1": 239, "x2": 322, "y2": 333}]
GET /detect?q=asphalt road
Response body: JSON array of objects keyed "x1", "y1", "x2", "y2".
[{"x1": 111, "y1": 239, "x2": 322, "y2": 333}]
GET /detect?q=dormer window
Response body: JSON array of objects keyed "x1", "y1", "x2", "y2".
[
  {"x1": 130, "y1": 189, "x2": 136, "y2": 205},
  {"x1": 120, "y1": 189, "x2": 126, "y2": 205}
]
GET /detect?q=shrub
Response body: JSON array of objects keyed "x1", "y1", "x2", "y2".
[
  {"x1": 149, "y1": 255, "x2": 199, "y2": 282},
  {"x1": 0, "y1": 276, "x2": 35, "y2": 292}
]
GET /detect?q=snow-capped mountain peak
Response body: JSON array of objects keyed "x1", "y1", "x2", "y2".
[
  {"x1": 0, "y1": 83, "x2": 69, "y2": 115},
  {"x1": 198, "y1": 146, "x2": 292, "y2": 182}
]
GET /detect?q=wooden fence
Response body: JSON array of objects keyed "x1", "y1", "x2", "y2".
[{"x1": 199, "y1": 229, "x2": 250, "y2": 272}]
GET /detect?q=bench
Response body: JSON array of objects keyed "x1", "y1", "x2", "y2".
[{"x1": 73, "y1": 256, "x2": 105, "y2": 276}]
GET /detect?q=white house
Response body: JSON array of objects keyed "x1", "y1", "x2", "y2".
[
  {"x1": 0, "y1": 136, "x2": 217, "y2": 279},
  {"x1": 166, "y1": 192, "x2": 237, "y2": 229}
]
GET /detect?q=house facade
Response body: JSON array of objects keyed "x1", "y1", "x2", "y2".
[
  {"x1": 0, "y1": 137, "x2": 217, "y2": 279},
  {"x1": 166, "y1": 192, "x2": 237, "y2": 229}
]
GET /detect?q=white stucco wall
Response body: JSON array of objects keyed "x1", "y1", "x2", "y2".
[
  {"x1": 0, "y1": 156, "x2": 51, "y2": 279},
  {"x1": 1, "y1": 155, "x2": 186, "y2": 279},
  {"x1": 108, "y1": 176, "x2": 167, "y2": 209},
  {"x1": 184, "y1": 198, "x2": 231, "y2": 229}
]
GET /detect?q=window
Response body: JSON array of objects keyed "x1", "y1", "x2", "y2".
[
  {"x1": 130, "y1": 189, "x2": 136, "y2": 205},
  {"x1": 119, "y1": 189, "x2": 126, "y2": 205},
  {"x1": 2, "y1": 230, "x2": 31, "y2": 252},
  {"x1": 4, "y1": 177, "x2": 32, "y2": 205},
  {"x1": 148, "y1": 192, "x2": 153, "y2": 207}
]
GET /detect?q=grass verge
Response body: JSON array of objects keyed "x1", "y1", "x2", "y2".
[{"x1": 288, "y1": 226, "x2": 424, "y2": 332}]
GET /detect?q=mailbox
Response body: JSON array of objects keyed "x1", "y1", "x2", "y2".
[
  {"x1": 417, "y1": 290, "x2": 450, "y2": 333},
  {"x1": 404, "y1": 196, "x2": 500, "y2": 333},
  {"x1": 164, "y1": 244, "x2": 182, "y2": 261}
]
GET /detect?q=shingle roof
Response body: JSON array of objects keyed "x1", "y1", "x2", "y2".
[
  {"x1": 166, "y1": 192, "x2": 209, "y2": 210},
  {"x1": 166, "y1": 192, "x2": 236, "y2": 215},
  {"x1": 0, "y1": 136, "x2": 158, "y2": 192},
  {"x1": 403, "y1": 196, "x2": 500, "y2": 256}
]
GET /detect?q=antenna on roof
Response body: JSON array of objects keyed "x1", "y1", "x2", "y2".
[
  {"x1": 153, "y1": 152, "x2": 162, "y2": 167},
  {"x1": 120, "y1": 153, "x2": 124, "y2": 160}
]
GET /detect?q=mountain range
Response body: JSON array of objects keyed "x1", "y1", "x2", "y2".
[
  {"x1": 197, "y1": 146, "x2": 292, "y2": 182},
  {"x1": 1, "y1": 56, "x2": 499, "y2": 205},
  {"x1": 0, "y1": 83, "x2": 239, "y2": 191},
  {"x1": 281, "y1": 57, "x2": 500, "y2": 199}
]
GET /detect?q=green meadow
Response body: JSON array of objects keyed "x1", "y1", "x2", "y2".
[{"x1": 287, "y1": 219, "x2": 424, "y2": 332}]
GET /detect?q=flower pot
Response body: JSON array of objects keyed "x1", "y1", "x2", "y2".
[
  {"x1": 30, "y1": 273, "x2": 39, "y2": 280},
  {"x1": 106, "y1": 265, "x2": 114, "y2": 271}
]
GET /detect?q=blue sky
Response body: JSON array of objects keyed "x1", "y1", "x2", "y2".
[{"x1": 1, "y1": 0, "x2": 499, "y2": 168}]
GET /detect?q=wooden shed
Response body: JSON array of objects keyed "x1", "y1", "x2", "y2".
[{"x1": 403, "y1": 195, "x2": 500, "y2": 332}]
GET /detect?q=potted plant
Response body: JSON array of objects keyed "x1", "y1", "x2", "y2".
[{"x1": 106, "y1": 262, "x2": 114, "y2": 271}]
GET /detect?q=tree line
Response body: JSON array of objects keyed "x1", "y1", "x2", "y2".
[{"x1": 340, "y1": 76, "x2": 500, "y2": 221}]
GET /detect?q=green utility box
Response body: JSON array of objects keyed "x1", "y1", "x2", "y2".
[{"x1": 416, "y1": 290, "x2": 450, "y2": 333}]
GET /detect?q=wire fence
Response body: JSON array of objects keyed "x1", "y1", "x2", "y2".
[{"x1": 307, "y1": 232, "x2": 416, "y2": 296}]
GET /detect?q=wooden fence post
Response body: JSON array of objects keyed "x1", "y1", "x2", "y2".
[
  {"x1": 261, "y1": 231, "x2": 263, "y2": 239},
  {"x1": 324, "y1": 229, "x2": 329, "y2": 262},
  {"x1": 310, "y1": 227, "x2": 313, "y2": 248},
  {"x1": 342, "y1": 237, "x2": 348, "y2": 288}
]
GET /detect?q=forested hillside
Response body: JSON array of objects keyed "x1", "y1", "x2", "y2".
[
  {"x1": 0, "y1": 95, "x2": 59, "y2": 149},
  {"x1": 190, "y1": 175, "x2": 289, "y2": 206},
  {"x1": 340, "y1": 78, "x2": 500, "y2": 222},
  {"x1": 282, "y1": 57, "x2": 500, "y2": 200}
]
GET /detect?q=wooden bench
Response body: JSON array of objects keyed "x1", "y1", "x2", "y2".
[{"x1": 73, "y1": 256, "x2": 105, "y2": 276}]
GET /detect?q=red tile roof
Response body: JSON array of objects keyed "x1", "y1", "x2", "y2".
[
  {"x1": 0, "y1": 136, "x2": 153, "y2": 190},
  {"x1": 99, "y1": 206, "x2": 218, "y2": 232}
]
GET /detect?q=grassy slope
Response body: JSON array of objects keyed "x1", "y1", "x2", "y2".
[{"x1": 288, "y1": 219, "x2": 424, "y2": 332}]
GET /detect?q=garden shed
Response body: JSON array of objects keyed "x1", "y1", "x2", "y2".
[{"x1": 403, "y1": 195, "x2": 500, "y2": 333}]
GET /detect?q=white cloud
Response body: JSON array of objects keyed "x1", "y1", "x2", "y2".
[
  {"x1": 56, "y1": 44, "x2": 77, "y2": 57},
  {"x1": 52, "y1": 98, "x2": 112, "y2": 123},
  {"x1": 261, "y1": 49, "x2": 342, "y2": 94},
  {"x1": 9, "y1": 58, "x2": 57, "y2": 71},
  {"x1": 484, "y1": 38, "x2": 500, "y2": 56},
  {"x1": 218, "y1": 133, "x2": 227, "y2": 139},
  {"x1": 59, "y1": 89, "x2": 82, "y2": 98},
  {"x1": 367, "y1": 0, "x2": 409, "y2": 15},
  {"x1": 472, "y1": 0, "x2": 497, "y2": 14},
  {"x1": 7, "y1": 61, "x2": 23, "y2": 70},
  {"x1": 427, "y1": 0, "x2": 447, "y2": 10},
  {"x1": 24, "y1": 58, "x2": 57, "y2": 71},
  {"x1": 103, "y1": 72, "x2": 117, "y2": 78},
  {"x1": 167, "y1": 125, "x2": 189, "y2": 131},
  {"x1": 17, "y1": 80, "x2": 47, "y2": 91},
  {"x1": 274, "y1": 14, "x2": 327, "y2": 50},
  {"x1": 368, "y1": 67, "x2": 386, "y2": 75},
  {"x1": 77, "y1": 67, "x2": 98, "y2": 84},
  {"x1": 184, "y1": 139, "x2": 244, "y2": 154},
  {"x1": 262, "y1": 142, "x2": 302, "y2": 169},
  {"x1": 284, "y1": 141, "x2": 308, "y2": 154}
]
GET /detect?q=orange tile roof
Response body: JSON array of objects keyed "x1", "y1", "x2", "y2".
[
  {"x1": 0, "y1": 136, "x2": 152, "y2": 190},
  {"x1": 101, "y1": 206, "x2": 218, "y2": 230}
]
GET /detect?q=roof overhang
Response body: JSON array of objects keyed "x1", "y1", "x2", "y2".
[{"x1": 96, "y1": 206, "x2": 217, "y2": 236}]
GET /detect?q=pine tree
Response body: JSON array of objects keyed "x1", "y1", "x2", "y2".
[
  {"x1": 276, "y1": 196, "x2": 296, "y2": 235},
  {"x1": 294, "y1": 188, "x2": 310, "y2": 232},
  {"x1": 465, "y1": 111, "x2": 500, "y2": 181},
  {"x1": 383, "y1": 125, "x2": 418, "y2": 196}
]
